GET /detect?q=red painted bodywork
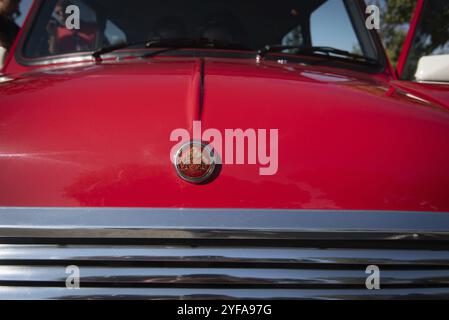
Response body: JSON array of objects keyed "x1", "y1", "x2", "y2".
[{"x1": 1, "y1": 1, "x2": 449, "y2": 211}]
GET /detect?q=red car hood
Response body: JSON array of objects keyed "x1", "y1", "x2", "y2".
[{"x1": 1, "y1": 57, "x2": 449, "y2": 211}]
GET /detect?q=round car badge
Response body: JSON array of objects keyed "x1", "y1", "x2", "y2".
[{"x1": 174, "y1": 141, "x2": 220, "y2": 184}]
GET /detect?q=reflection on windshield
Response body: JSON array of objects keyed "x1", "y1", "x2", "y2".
[
  {"x1": 23, "y1": 0, "x2": 378, "y2": 63},
  {"x1": 47, "y1": 0, "x2": 96, "y2": 55}
]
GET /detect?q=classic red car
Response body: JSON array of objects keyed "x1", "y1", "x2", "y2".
[{"x1": 0, "y1": 0, "x2": 449, "y2": 299}]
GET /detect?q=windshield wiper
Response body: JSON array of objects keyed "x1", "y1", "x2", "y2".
[
  {"x1": 256, "y1": 45, "x2": 380, "y2": 65},
  {"x1": 92, "y1": 40, "x2": 151, "y2": 60},
  {"x1": 92, "y1": 38, "x2": 251, "y2": 60},
  {"x1": 142, "y1": 38, "x2": 252, "y2": 58}
]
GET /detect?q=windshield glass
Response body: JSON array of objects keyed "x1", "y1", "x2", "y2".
[{"x1": 23, "y1": 0, "x2": 380, "y2": 63}]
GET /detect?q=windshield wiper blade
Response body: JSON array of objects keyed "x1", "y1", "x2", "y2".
[
  {"x1": 93, "y1": 38, "x2": 252, "y2": 60},
  {"x1": 92, "y1": 39, "x2": 203, "y2": 60},
  {"x1": 92, "y1": 40, "x2": 150, "y2": 59},
  {"x1": 256, "y1": 45, "x2": 379, "y2": 65},
  {"x1": 142, "y1": 38, "x2": 252, "y2": 57},
  {"x1": 309, "y1": 46, "x2": 380, "y2": 64}
]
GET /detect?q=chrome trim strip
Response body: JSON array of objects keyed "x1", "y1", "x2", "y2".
[
  {"x1": 0, "y1": 208, "x2": 448, "y2": 240},
  {"x1": 1, "y1": 245, "x2": 448, "y2": 266},
  {"x1": 1, "y1": 287, "x2": 449, "y2": 300},
  {"x1": 0, "y1": 266, "x2": 448, "y2": 287},
  {"x1": 20, "y1": 54, "x2": 94, "y2": 66}
]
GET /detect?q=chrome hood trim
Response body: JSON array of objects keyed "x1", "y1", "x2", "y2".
[{"x1": 0, "y1": 208, "x2": 449, "y2": 241}]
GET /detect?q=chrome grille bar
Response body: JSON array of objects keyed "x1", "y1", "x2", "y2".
[{"x1": 0, "y1": 208, "x2": 449, "y2": 241}]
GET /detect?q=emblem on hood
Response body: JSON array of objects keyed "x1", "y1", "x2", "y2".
[{"x1": 174, "y1": 141, "x2": 219, "y2": 184}]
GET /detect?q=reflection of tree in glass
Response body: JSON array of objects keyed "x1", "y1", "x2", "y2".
[{"x1": 367, "y1": 0, "x2": 417, "y2": 67}]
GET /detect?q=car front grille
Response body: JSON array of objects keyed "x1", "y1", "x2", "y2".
[{"x1": 0, "y1": 208, "x2": 448, "y2": 299}]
